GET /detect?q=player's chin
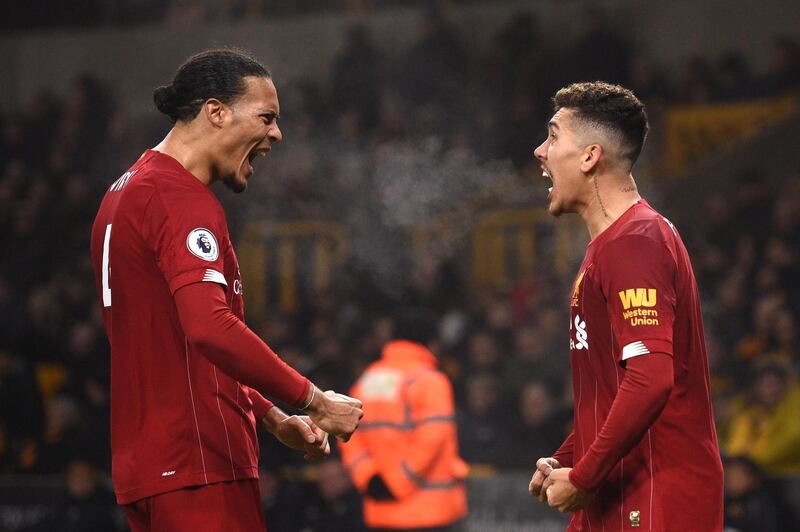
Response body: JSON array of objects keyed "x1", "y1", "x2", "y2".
[
  {"x1": 547, "y1": 199, "x2": 565, "y2": 217},
  {"x1": 222, "y1": 173, "x2": 248, "y2": 194}
]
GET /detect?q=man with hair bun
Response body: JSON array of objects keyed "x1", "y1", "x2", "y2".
[
  {"x1": 527, "y1": 81, "x2": 724, "y2": 531},
  {"x1": 90, "y1": 48, "x2": 363, "y2": 531}
]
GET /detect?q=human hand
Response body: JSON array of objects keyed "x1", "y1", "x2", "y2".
[
  {"x1": 529, "y1": 457, "x2": 561, "y2": 501},
  {"x1": 544, "y1": 468, "x2": 592, "y2": 513},
  {"x1": 306, "y1": 389, "x2": 363, "y2": 442},
  {"x1": 273, "y1": 415, "x2": 331, "y2": 461}
]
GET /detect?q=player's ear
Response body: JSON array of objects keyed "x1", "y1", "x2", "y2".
[
  {"x1": 580, "y1": 144, "x2": 602, "y2": 174},
  {"x1": 203, "y1": 98, "x2": 226, "y2": 129}
]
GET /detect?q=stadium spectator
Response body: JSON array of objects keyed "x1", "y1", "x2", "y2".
[
  {"x1": 506, "y1": 380, "x2": 571, "y2": 467},
  {"x1": 331, "y1": 24, "x2": 382, "y2": 131},
  {"x1": 762, "y1": 35, "x2": 800, "y2": 95},
  {"x1": 29, "y1": 460, "x2": 119, "y2": 532},
  {"x1": 723, "y1": 455, "x2": 797, "y2": 532},
  {"x1": 30, "y1": 393, "x2": 102, "y2": 474},
  {"x1": 457, "y1": 371, "x2": 510, "y2": 467},
  {"x1": 675, "y1": 55, "x2": 720, "y2": 104},
  {"x1": 629, "y1": 51, "x2": 675, "y2": 105},
  {"x1": 723, "y1": 361, "x2": 800, "y2": 477},
  {"x1": 488, "y1": 11, "x2": 547, "y2": 101},
  {"x1": 400, "y1": 5, "x2": 468, "y2": 109},
  {"x1": 716, "y1": 51, "x2": 758, "y2": 101},
  {"x1": 341, "y1": 309, "x2": 469, "y2": 531},
  {"x1": 503, "y1": 322, "x2": 565, "y2": 395},
  {"x1": 303, "y1": 458, "x2": 366, "y2": 531},
  {"x1": 562, "y1": 7, "x2": 633, "y2": 87},
  {"x1": 465, "y1": 330, "x2": 503, "y2": 373}
]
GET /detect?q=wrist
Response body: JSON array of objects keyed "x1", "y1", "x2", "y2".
[
  {"x1": 300, "y1": 383, "x2": 324, "y2": 415},
  {"x1": 299, "y1": 383, "x2": 316, "y2": 411},
  {"x1": 262, "y1": 405, "x2": 288, "y2": 434},
  {"x1": 568, "y1": 466, "x2": 592, "y2": 494}
]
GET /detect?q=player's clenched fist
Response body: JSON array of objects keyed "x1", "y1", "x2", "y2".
[
  {"x1": 529, "y1": 457, "x2": 561, "y2": 501},
  {"x1": 305, "y1": 387, "x2": 364, "y2": 441}
]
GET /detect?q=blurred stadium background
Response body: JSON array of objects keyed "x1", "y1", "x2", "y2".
[{"x1": 1, "y1": 0, "x2": 800, "y2": 530}]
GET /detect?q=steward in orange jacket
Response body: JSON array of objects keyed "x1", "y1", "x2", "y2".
[{"x1": 340, "y1": 313, "x2": 468, "y2": 531}]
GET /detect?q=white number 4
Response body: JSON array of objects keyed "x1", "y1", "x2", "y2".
[{"x1": 102, "y1": 224, "x2": 112, "y2": 307}]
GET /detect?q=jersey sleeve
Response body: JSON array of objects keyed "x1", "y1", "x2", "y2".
[
  {"x1": 247, "y1": 388, "x2": 275, "y2": 420},
  {"x1": 552, "y1": 430, "x2": 574, "y2": 467},
  {"x1": 598, "y1": 231, "x2": 677, "y2": 364},
  {"x1": 143, "y1": 184, "x2": 228, "y2": 294}
]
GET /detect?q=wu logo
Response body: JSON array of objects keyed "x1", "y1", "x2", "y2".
[
  {"x1": 571, "y1": 314, "x2": 589, "y2": 350},
  {"x1": 618, "y1": 288, "x2": 657, "y2": 310}
]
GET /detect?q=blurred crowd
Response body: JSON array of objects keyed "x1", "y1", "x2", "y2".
[{"x1": 2, "y1": 6, "x2": 800, "y2": 531}]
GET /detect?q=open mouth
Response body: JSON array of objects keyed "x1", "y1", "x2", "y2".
[
  {"x1": 542, "y1": 167, "x2": 553, "y2": 194},
  {"x1": 245, "y1": 148, "x2": 269, "y2": 176}
]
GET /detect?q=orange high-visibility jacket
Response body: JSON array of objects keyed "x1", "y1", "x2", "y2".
[{"x1": 340, "y1": 340, "x2": 469, "y2": 529}]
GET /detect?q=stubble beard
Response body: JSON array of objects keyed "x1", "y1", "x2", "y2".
[{"x1": 222, "y1": 173, "x2": 247, "y2": 194}]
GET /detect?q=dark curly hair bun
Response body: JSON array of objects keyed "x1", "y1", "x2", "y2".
[{"x1": 153, "y1": 85, "x2": 178, "y2": 121}]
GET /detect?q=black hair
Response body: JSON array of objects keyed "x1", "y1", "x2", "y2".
[
  {"x1": 553, "y1": 81, "x2": 649, "y2": 167},
  {"x1": 392, "y1": 307, "x2": 439, "y2": 346},
  {"x1": 153, "y1": 47, "x2": 270, "y2": 123}
]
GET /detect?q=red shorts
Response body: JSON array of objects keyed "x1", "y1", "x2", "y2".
[{"x1": 123, "y1": 479, "x2": 266, "y2": 532}]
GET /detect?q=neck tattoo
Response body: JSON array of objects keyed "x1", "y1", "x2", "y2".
[
  {"x1": 620, "y1": 185, "x2": 637, "y2": 193},
  {"x1": 594, "y1": 177, "x2": 610, "y2": 219}
]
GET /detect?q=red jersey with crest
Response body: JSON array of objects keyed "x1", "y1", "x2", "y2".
[
  {"x1": 90, "y1": 150, "x2": 268, "y2": 504},
  {"x1": 562, "y1": 200, "x2": 723, "y2": 531}
]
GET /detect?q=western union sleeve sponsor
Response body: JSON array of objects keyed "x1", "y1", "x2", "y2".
[
  {"x1": 618, "y1": 288, "x2": 659, "y2": 326},
  {"x1": 622, "y1": 308, "x2": 660, "y2": 326},
  {"x1": 618, "y1": 288, "x2": 657, "y2": 310}
]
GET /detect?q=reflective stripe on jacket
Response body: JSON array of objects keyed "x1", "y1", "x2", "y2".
[{"x1": 340, "y1": 340, "x2": 468, "y2": 529}]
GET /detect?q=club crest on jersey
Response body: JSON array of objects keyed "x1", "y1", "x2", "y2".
[
  {"x1": 571, "y1": 269, "x2": 586, "y2": 307},
  {"x1": 186, "y1": 228, "x2": 219, "y2": 261}
]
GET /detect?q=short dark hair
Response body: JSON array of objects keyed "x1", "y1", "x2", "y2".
[
  {"x1": 553, "y1": 81, "x2": 649, "y2": 167},
  {"x1": 392, "y1": 307, "x2": 439, "y2": 346},
  {"x1": 153, "y1": 47, "x2": 270, "y2": 123}
]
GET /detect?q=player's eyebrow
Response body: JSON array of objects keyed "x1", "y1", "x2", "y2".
[
  {"x1": 259, "y1": 109, "x2": 280, "y2": 120},
  {"x1": 547, "y1": 121, "x2": 560, "y2": 132}
]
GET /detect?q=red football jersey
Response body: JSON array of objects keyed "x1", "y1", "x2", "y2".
[
  {"x1": 90, "y1": 150, "x2": 268, "y2": 504},
  {"x1": 562, "y1": 200, "x2": 723, "y2": 531}
]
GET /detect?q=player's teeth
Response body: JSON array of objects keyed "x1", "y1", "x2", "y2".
[{"x1": 548, "y1": 187, "x2": 553, "y2": 193}]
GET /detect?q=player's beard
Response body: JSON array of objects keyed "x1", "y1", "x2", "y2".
[{"x1": 222, "y1": 173, "x2": 247, "y2": 194}]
